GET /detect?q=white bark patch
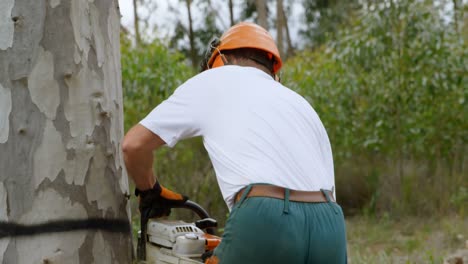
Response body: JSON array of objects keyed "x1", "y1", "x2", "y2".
[
  {"x1": 73, "y1": 45, "x2": 81, "y2": 64},
  {"x1": 70, "y1": 1, "x2": 105, "y2": 67},
  {"x1": 28, "y1": 47, "x2": 60, "y2": 120},
  {"x1": 92, "y1": 231, "x2": 113, "y2": 264},
  {"x1": 49, "y1": 0, "x2": 60, "y2": 8},
  {"x1": 70, "y1": 0, "x2": 91, "y2": 61},
  {"x1": 85, "y1": 147, "x2": 118, "y2": 212},
  {"x1": 64, "y1": 66, "x2": 102, "y2": 140},
  {"x1": 0, "y1": 183, "x2": 10, "y2": 262},
  {"x1": 33, "y1": 120, "x2": 66, "y2": 188},
  {"x1": 17, "y1": 189, "x2": 87, "y2": 264},
  {"x1": 0, "y1": 0, "x2": 14, "y2": 50},
  {"x1": 0, "y1": 83, "x2": 12, "y2": 143}
]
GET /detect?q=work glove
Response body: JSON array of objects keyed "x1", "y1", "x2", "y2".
[{"x1": 136, "y1": 182, "x2": 188, "y2": 219}]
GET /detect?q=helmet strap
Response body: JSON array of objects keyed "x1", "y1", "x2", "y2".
[
  {"x1": 211, "y1": 47, "x2": 229, "y2": 68},
  {"x1": 274, "y1": 74, "x2": 281, "y2": 83}
]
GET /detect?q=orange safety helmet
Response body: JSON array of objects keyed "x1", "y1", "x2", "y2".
[{"x1": 205, "y1": 22, "x2": 282, "y2": 74}]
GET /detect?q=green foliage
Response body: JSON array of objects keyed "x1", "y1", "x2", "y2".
[
  {"x1": 121, "y1": 35, "x2": 194, "y2": 131},
  {"x1": 240, "y1": 0, "x2": 258, "y2": 21},
  {"x1": 300, "y1": 0, "x2": 360, "y2": 48},
  {"x1": 284, "y1": 0, "x2": 467, "y2": 215}
]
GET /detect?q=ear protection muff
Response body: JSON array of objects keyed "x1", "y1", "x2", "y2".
[{"x1": 201, "y1": 37, "x2": 228, "y2": 72}]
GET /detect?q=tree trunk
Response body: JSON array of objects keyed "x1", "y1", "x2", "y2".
[
  {"x1": 281, "y1": 4, "x2": 295, "y2": 58},
  {"x1": 228, "y1": 0, "x2": 235, "y2": 26},
  {"x1": 0, "y1": 0, "x2": 132, "y2": 263},
  {"x1": 255, "y1": 0, "x2": 268, "y2": 29},
  {"x1": 276, "y1": 0, "x2": 284, "y2": 58},
  {"x1": 186, "y1": 0, "x2": 197, "y2": 68},
  {"x1": 186, "y1": 0, "x2": 197, "y2": 69},
  {"x1": 133, "y1": 0, "x2": 141, "y2": 46}
]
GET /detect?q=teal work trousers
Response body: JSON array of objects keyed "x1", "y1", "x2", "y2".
[{"x1": 212, "y1": 186, "x2": 347, "y2": 264}]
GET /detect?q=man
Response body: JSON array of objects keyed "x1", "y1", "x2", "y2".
[{"x1": 123, "y1": 22, "x2": 347, "y2": 264}]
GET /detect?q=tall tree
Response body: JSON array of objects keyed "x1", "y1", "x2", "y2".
[
  {"x1": 185, "y1": 0, "x2": 197, "y2": 68},
  {"x1": 275, "y1": 0, "x2": 294, "y2": 59},
  {"x1": 255, "y1": 0, "x2": 269, "y2": 29},
  {"x1": 133, "y1": 0, "x2": 141, "y2": 45},
  {"x1": 229, "y1": 0, "x2": 235, "y2": 26},
  {"x1": 0, "y1": 0, "x2": 132, "y2": 263},
  {"x1": 276, "y1": 0, "x2": 285, "y2": 57},
  {"x1": 282, "y1": 4, "x2": 294, "y2": 58}
]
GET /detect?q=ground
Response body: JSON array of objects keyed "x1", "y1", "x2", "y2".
[
  {"x1": 132, "y1": 212, "x2": 467, "y2": 263},
  {"x1": 346, "y1": 215, "x2": 468, "y2": 264}
]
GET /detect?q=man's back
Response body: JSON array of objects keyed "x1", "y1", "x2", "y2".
[{"x1": 141, "y1": 65, "x2": 335, "y2": 208}]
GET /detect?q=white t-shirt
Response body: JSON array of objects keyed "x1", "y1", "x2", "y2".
[{"x1": 140, "y1": 66, "x2": 335, "y2": 209}]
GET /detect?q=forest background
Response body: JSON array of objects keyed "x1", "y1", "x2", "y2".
[{"x1": 120, "y1": 0, "x2": 467, "y2": 263}]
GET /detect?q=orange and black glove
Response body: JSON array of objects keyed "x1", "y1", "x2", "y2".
[{"x1": 136, "y1": 182, "x2": 188, "y2": 219}]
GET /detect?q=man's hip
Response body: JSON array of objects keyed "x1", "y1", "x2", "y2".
[{"x1": 210, "y1": 183, "x2": 347, "y2": 264}]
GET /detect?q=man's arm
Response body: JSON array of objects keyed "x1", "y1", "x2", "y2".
[{"x1": 122, "y1": 124, "x2": 166, "y2": 191}]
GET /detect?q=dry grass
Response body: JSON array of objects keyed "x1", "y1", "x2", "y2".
[{"x1": 346, "y1": 215, "x2": 468, "y2": 264}]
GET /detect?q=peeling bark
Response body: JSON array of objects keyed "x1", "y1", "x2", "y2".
[
  {"x1": 0, "y1": 0, "x2": 132, "y2": 263},
  {"x1": 50, "y1": 0, "x2": 60, "y2": 8},
  {"x1": 28, "y1": 47, "x2": 60, "y2": 120},
  {"x1": 0, "y1": 84, "x2": 12, "y2": 143},
  {"x1": 0, "y1": 0, "x2": 14, "y2": 50}
]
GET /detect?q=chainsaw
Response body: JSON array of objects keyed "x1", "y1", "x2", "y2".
[{"x1": 137, "y1": 200, "x2": 221, "y2": 264}]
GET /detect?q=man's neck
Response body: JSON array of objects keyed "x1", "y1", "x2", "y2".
[{"x1": 228, "y1": 57, "x2": 274, "y2": 78}]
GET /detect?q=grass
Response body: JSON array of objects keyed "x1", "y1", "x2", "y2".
[{"x1": 346, "y1": 215, "x2": 468, "y2": 264}]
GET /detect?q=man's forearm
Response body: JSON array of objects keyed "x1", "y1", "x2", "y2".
[
  {"x1": 122, "y1": 124, "x2": 166, "y2": 191},
  {"x1": 123, "y1": 147, "x2": 156, "y2": 190}
]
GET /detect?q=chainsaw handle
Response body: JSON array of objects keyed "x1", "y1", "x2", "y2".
[
  {"x1": 172, "y1": 200, "x2": 211, "y2": 219},
  {"x1": 170, "y1": 200, "x2": 216, "y2": 235}
]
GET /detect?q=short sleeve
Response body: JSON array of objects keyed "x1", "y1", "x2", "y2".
[{"x1": 139, "y1": 84, "x2": 202, "y2": 148}]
